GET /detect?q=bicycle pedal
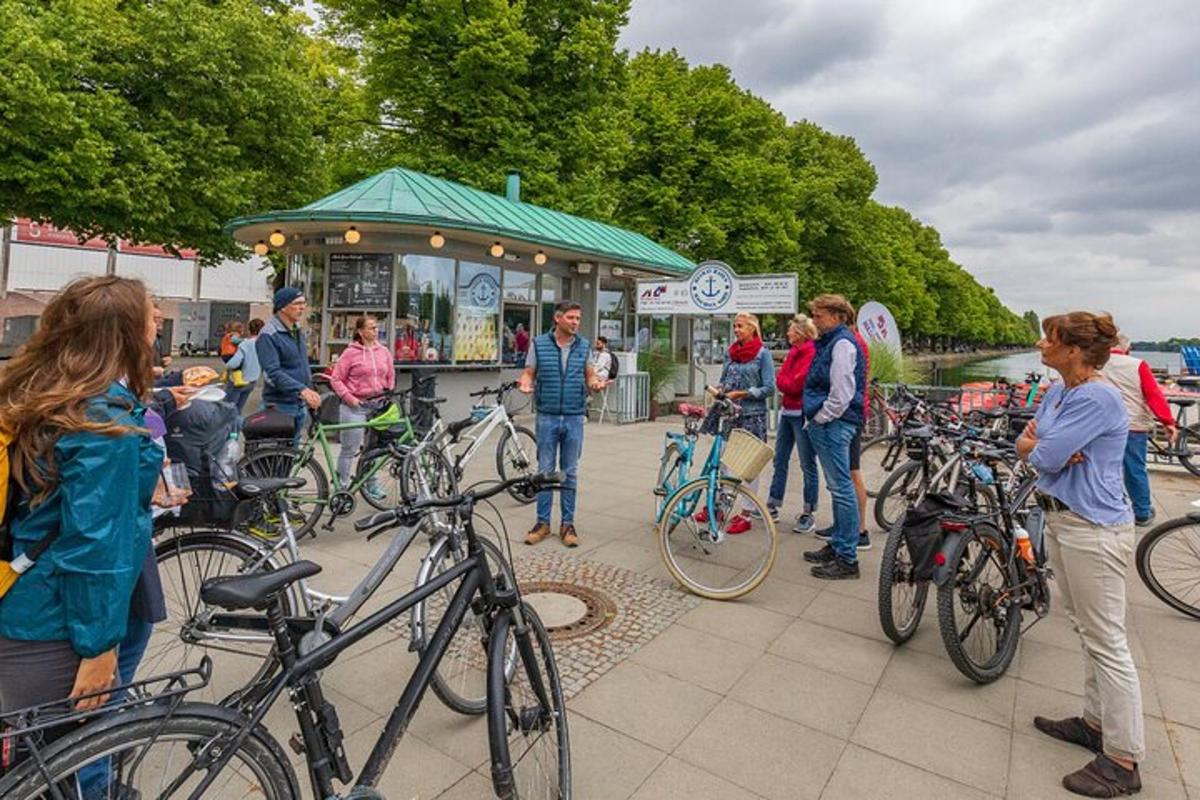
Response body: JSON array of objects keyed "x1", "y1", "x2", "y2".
[{"x1": 288, "y1": 733, "x2": 305, "y2": 755}]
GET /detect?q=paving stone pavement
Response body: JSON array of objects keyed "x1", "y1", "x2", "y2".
[{"x1": 204, "y1": 417, "x2": 1200, "y2": 799}]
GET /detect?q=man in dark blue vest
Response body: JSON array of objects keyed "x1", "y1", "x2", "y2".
[
  {"x1": 518, "y1": 300, "x2": 605, "y2": 547},
  {"x1": 801, "y1": 294, "x2": 867, "y2": 580}
]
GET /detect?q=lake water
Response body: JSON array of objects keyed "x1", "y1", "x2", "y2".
[{"x1": 933, "y1": 350, "x2": 1180, "y2": 386}]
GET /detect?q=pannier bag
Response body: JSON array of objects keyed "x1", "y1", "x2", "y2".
[
  {"x1": 243, "y1": 407, "x2": 297, "y2": 441},
  {"x1": 901, "y1": 493, "x2": 968, "y2": 582}
]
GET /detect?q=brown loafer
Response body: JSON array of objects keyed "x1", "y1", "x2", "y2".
[
  {"x1": 1034, "y1": 716, "x2": 1103, "y2": 754},
  {"x1": 525, "y1": 522, "x2": 551, "y2": 545},
  {"x1": 560, "y1": 524, "x2": 579, "y2": 548},
  {"x1": 1062, "y1": 754, "x2": 1141, "y2": 797}
]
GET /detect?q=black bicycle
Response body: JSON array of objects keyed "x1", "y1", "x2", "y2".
[
  {"x1": 0, "y1": 473, "x2": 571, "y2": 800},
  {"x1": 1136, "y1": 501, "x2": 1200, "y2": 620}
]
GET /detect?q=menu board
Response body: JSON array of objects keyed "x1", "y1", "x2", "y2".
[{"x1": 328, "y1": 253, "x2": 394, "y2": 308}]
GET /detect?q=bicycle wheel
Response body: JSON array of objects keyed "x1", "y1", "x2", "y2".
[
  {"x1": 1136, "y1": 516, "x2": 1200, "y2": 620},
  {"x1": 1174, "y1": 424, "x2": 1200, "y2": 478},
  {"x1": 398, "y1": 445, "x2": 459, "y2": 505},
  {"x1": 658, "y1": 476, "x2": 778, "y2": 600},
  {"x1": 877, "y1": 520, "x2": 930, "y2": 644},
  {"x1": 859, "y1": 435, "x2": 899, "y2": 499},
  {"x1": 239, "y1": 445, "x2": 329, "y2": 538},
  {"x1": 488, "y1": 604, "x2": 571, "y2": 800},
  {"x1": 0, "y1": 707, "x2": 299, "y2": 800},
  {"x1": 413, "y1": 534, "x2": 518, "y2": 715},
  {"x1": 936, "y1": 523, "x2": 1022, "y2": 683},
  {"x1": 497, "y1": 424, "x2": 539, "y2": 503},
  {"x1": 654, "y1": 443, "x2": 686, "y2": 519},
  {"x1": 874, "y1": 459, "x2": 925, "y2": 531},
  {"x1": 144, "y1": 531, "x2": 298, "y2": 707}
]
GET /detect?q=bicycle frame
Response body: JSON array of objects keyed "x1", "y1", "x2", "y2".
[{"x1": 305, "y1": 411, "x2": 418, "y2": 495}]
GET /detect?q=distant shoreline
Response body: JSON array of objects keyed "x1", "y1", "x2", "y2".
[{"x1": 907, "y1": 349, "x2": 1032, "y2": 368}]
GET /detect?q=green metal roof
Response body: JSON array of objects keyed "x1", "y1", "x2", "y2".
[{"x1": 225, "y1": 167, "x2": 695, "y2": 276}]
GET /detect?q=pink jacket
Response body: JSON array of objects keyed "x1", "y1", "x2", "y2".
[{"x1": 329, "y1": 341, "x2": 395, "y2": 404}]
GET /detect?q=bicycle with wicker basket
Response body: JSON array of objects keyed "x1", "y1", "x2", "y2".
[{"x1": 654, "y1": 390, "x2": 778, "y2": 599}]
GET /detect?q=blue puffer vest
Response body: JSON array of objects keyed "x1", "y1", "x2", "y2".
[
  {"x1": 533, "y1": 332, "x2": 590, "y2": 416},
  {"x1": 803, "y1": 324, "x2": 866, "y2": 426}
]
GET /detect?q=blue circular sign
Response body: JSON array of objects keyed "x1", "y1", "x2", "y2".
[
  {"x1": 467, "y1": 273, "x2": 500, "y2": 310},
  {"x1": 689, "y1": 261, "x2": 734, "y2": 312}
]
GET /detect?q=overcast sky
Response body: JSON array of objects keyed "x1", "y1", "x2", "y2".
[{"x1": 619, "y1": 0, "x2": 1199, "y2": 340}]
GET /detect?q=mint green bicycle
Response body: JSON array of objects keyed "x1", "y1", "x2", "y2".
[{"x1": 240, "y1": 390, "x2": 417, "y2": 536}]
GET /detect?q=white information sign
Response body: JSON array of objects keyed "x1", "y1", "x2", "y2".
[{"x1": 636, "y1": 260, "x2": 797, "y2": 315}]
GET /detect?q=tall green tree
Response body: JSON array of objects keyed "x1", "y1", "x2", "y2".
[{"x1": 0, "y1": 0, "x2": 334, "y2": 263}]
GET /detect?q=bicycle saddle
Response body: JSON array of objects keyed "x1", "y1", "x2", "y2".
[
  {"x1": 678, "y1": 403, "x2": 706, "y2": 418},
  {"x1": 447, "y1": 416, "x2": 474, "y2": 439},
  {"x1": 415, "y1": 396, "x2": 448, "y2": 405},
  {"x1": 1170, "y1": 397, "x2": 1196, "y2": 408},
  {"x1": 904, "y1": 425, "x2": 934, "y2": 439},
  {"x1": 231, "y1": 477, "x2": 306, "y2": 499},
  {"x1": 200, "y1": 560, "x2": 322, "y2": 611}
]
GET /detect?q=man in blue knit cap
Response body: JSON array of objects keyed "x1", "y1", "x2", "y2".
[{"x1": 256, "y1": 286, "x2": 319, "y2": 443}]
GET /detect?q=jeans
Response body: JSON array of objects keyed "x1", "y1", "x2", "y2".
[
  {"x1": 768, "y1": 414, "x2": 818, "y2": 512},
  {"x1": 1122, "y1": 431, "x2": 1152, "y2": 520},
  {"x1": 225, "y1": 383, "x2": 253, "y2": 412},
  {"x1": 1045, "y1": 511, "x2": 1144, "y2": 762},
  {"x1": 535, "y1": 414, "x2": 584, "y2": 525},
  {"x1": 76, "y1": 615, "x2": 155, "y2": 797},
  {"x1": 807, "y1": 419, "x2": 859, "y2": 564}
]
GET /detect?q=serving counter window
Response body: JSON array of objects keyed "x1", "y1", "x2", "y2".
[{"x1": 396, "y1": 254, "x2": 453, "y2": 363}]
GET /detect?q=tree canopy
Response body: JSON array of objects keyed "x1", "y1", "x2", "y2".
[{"x1": 0, "y1": 0, "x2": 1033, "y2": 344}]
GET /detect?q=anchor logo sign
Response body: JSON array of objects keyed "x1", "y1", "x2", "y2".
[{"x1": 688, "y1": 261, "x2": 735, "y2": 312}]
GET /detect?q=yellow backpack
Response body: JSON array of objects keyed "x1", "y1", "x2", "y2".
[{"x1": 0, "y1": 433, "x2": 55, "y2": 598}]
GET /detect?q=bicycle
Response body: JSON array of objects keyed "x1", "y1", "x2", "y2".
[
  {"x1": 1146, "y1": 396, "x2": 1200, "y2": 476},
  {"x1": 0, "y1": 473, "x2": 571, "y2": 800},
  {"x1": 1136, "y1": 498, "x2": 1200, "y2": 620},
  {"x1": 240, "y1": 386, "x2": 419, "y2": 536},
  {"x1": 655, "y1": 392, "x2": 778, "y2": 599},
  {"x1": 402, "y1": 381, "x2": 538, "y2": 505},
  {"x1": 144, "y1": 462, "x2": 519, "y2": 718}
]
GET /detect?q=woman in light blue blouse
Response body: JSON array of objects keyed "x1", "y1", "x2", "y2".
[{"x1": 1016, "y1": 312, "x2": 1143, "y2": 798}]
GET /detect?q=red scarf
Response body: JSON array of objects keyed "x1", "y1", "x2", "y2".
[{"x1": 729, "y1": 336, "x2": 763, "y2": 364}]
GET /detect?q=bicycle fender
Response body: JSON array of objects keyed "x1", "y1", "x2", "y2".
[{"x1": 932, "y1": 530, "x2": 971, "y2": 588}]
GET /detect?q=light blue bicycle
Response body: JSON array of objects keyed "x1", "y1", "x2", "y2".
[{"x1": 653, "y1": 392, "x2": 778, "y2": 599}]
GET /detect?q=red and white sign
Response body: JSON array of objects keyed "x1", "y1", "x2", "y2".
[
  {"x1": 119, "y1": 240, "x2": 198, "y2": 260},
  {"x1": 15, "y1": 218, "x2": 108, "y2": 250}
]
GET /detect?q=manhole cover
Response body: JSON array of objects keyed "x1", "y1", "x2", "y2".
[{"x1": 520, "y1": 581, "x2": 617, "y2": 640}]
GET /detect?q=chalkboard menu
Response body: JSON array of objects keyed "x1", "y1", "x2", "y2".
[{"x1": 328, "y1": 253, "x2": 394, "y2": 308}]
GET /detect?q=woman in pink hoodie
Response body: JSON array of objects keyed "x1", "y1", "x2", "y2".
[
  {"x1": 764, "y1": 314, "x2": 820, "y2": 532},
  {"x1": 329, "y1": 315, "x2": 395, "y2": 498}
]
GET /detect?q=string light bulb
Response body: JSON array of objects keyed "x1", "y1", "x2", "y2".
[
  {"x1": 534, "y1": 250, "x2": 547, "y2": 266},
  {"x1": 489, "y1": 241, "x2": 504, "y2": 258},
  {"x1": 344, "y1": 226, "x2": 361, "y2": 244},
  {"x1": 268, "y1": 230, "x2": 286, "y2": 248},
  {"x1": 429, "y1": 231, "x2": 445, "y2": 249},
  {"x1": 253, "y1": 240, "x2": 268, "y2": 256}
]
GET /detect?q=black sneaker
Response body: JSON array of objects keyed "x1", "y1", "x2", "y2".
[
  {"x1": 1034, "y1": 716, "x2": 1103, "y2": 754},
  {"x1": 749, "y1": 504, "x2": 780, "y2": 522},
  {"x1": 803, "y1": 544, "x2": 837, "y2": 564},
  {"x1": 857, "y1": 531, "x2": 871, "y2": 550},
  {"x1": 811, "y1": 557, "x2": 860, "y2": 580},
  {"x1": 1062, "y1": 754, "x2": 1141, "y2": 797},
  {"x1": 813, "y1": 525, "x2": 834, "y2": 541}
]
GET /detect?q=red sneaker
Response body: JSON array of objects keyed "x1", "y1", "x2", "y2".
[
  {"x1": 693, "y1": 507, "x2": 725, "y2": 524},
  {"x1": 725, "y1": 514, "x2": 752, "y2": 535}
]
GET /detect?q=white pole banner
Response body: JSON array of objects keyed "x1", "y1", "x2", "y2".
[{"x1": 857, "y1": 300, "x2": 902, "y2": 353}]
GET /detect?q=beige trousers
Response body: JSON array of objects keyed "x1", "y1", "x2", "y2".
[{"x1": 1044, "y1": 510, "x2": 1145, "y2": 762}]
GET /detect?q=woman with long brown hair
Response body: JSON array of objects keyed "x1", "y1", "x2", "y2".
[{"x1": 0, "y1": 276, "x2": 167, "y2": 733}]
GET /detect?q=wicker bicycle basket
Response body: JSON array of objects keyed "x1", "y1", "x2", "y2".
[{"x1": 720, "y1": 429, "x2": 774, "y2": 483}]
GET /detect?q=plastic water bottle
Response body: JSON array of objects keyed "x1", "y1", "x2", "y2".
[
  {"x1": 1014, "y1": 526, "x2": 1035, "y2": 568},
  {"x1": 215, "y1": 432, "x2": 243, "y2": 490}
]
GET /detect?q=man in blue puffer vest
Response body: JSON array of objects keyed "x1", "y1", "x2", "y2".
[
  {"x1": 518, "y1": 300, "x2": 606, "y2": 548},
  {"x1": 256, "y1": 287, "x2": 321, "y2": 443},
  {"x1": 801, "y1": 294, "x2": 867, "y2": 580}
]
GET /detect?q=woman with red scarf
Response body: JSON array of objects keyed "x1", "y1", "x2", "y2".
[{"x1": 699, "y1": 312, "x2": 776, "y2": 533}]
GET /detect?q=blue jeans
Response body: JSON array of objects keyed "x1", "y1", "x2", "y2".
[
  {"x1": 76, "y1": 615, "x2": 154, "y2": 797},
  {"x1": 535, "y1": 414, "x2": 584, "y2": 525},
  {"x1": 768, "y1": 414, "x2": 819, "y2": 512},
  {"x1": 1123, "y1": 431, "x2": 1152, "y2": 520},
  {"x1": 807, "y1": 419, "x2": 860, "y2": 564},
  {"x1": 225, "y1": 383, "x2": 253, "y2": 412}
]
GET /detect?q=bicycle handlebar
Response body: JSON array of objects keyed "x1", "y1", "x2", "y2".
[
  {"x1": 353, "y1": 471, "x2": 566, "y2": 532},
  {"x1": 468, "y1": 381, "x2": 518, "y2": 399}
]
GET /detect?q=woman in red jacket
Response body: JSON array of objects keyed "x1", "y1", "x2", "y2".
[{"x1": 764, "y1": 314, "x2": 820, "y2": 532}]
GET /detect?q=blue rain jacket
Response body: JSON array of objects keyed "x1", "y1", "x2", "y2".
[{"x1": 0, "y1": 383, "x2": 162, "y2": 658}]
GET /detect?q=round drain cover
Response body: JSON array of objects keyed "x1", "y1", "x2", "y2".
[
  {"x1": 520, "y1": 581, "x2": 617, "y2": 640},
  {"x1": 524, "y1": 592, "x2": 588, "y2": 628}
]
